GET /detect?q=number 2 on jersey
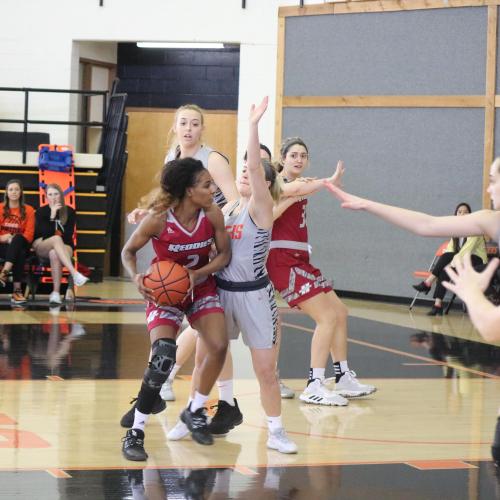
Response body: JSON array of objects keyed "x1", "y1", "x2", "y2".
[{"x1": 185, "y1": 254, "x2": 199, "y2": 268}]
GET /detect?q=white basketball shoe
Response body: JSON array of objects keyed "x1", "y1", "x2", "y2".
[{"x1": 299, "y1": 379, "x2": 348, "y2": 406}]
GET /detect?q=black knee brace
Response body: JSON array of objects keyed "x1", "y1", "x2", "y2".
[
  {"x1": 143, "y1": 338, "x2": 177, "y2": 390},
  {"x1": 492, "y1": 417, "x2": 500, "y2": 465}
]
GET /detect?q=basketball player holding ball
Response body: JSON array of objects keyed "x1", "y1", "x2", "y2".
[{"x1": 120, "y1": 157, "x2": 231, "y2": 460}]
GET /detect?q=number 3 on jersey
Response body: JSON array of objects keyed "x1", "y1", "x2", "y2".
[{"x1": 299, "y1": 204, "x2": 306, "y2": 229}]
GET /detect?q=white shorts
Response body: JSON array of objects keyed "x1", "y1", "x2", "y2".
[{"x1": 218, "y1": 283, "x2": 278, "y2": 349}]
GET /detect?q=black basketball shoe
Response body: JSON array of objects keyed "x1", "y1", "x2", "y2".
[
  {"x1": 180, "y1": 404, "x2": 213, "y2": 445},
  {"x1": 122, "y1": 428, "x2": 148, "y2": 461},
  {"x1": 208, "y1": 399, "x2": 243, "y2": 436},
  {"x1": 120, "y1": 395, "x2": 166, "y2": 428}
]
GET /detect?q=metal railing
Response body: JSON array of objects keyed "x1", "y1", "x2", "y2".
[{"x1": 0, "y1": 87, "x2": 108, "y2": 162}]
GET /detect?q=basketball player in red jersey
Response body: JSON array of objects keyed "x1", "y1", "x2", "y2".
[
  {"x1": 267, "y1": 137, "x2": 377, "y2": 406},
  {"x1": 120, "y1": 157, "x2": 231, "y2": 460}
]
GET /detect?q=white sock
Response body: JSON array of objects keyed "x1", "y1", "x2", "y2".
[
  {"x1": 213, "y1": 469, "x2": 232, "y2": 493},
  {"x1": 267, "y1": 415, "x2": 283, "y2": 433},
  {"x1": 167, "y1": 364, "x2": 181, "y2": 382},
  {"x1": 190, "y1": 391, "x2": 209, "y2": 412},
  {"x1": 132, "y1": 408, "x2": 149, "y2": 431},
  {"x1": 217, "y1": 379, "x2": 234, "y2": 405},
  {"x1": 311, "y1": 368, "x2": 325, "y2": 382},
  {"x1": 263, "y1": 467, "x2": 281, "y2": 490},
  {"x1": 339, "y1": 361, "x2": 349, "y2": 373}
]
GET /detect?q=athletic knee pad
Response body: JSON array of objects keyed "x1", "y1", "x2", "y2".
[{"x1": 143, "y1": 338, "x2": 177, "y2": 390}]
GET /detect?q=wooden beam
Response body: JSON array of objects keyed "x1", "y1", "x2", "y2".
[
  {"x1": 484, "y1": 5, "x2": 498, "y2": 207},
  {"x1": 275, "y1": 16, "x2": 286, "y2": 157},
  {"x1": 279, "y1": 0, "x2": 500, "y2": 18},
  {"x1": 283, "y1": 95, "x2": 486, "y2": 108}
]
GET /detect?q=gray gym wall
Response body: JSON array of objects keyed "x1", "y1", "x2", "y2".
[{"x1": 281, "y1": 6, "x2": 488, "y2": 299}]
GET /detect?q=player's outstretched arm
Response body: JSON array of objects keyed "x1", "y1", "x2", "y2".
[
  {"x1": 194, "y1": 205, "x2": 231, "y2": 282},
  {"x1": 280, "y1": 160, "x2": 344, "y2": 198},
  {"x1": 325, "y1": 183, "x2": 497, "y2": 240},
  {"x1": 247, "y1": 97, "x2": 274, "y2": 229},
  {"x1": 443, "y1": 254, "x2": 500, "y2": 342}
]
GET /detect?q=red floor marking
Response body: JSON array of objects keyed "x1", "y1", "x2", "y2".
[
  {"x1": 406, "y1": 460, "x2": 477, "y2": 470},
  {"x1": 0, "y1": 429, "x2": 51, "y2": 448},
  {"x1": 46, "y1": 468, "x2": 72, "y2": 478},
  {"x1": 233, "y1": 465, "x2": 259, "y2": 476},
  {"x1": 281, "y1": 321, "x2": 500, "y2": 379},
  {"x1": 0, "y1": 414, "x2": 16, "y2": 425}
]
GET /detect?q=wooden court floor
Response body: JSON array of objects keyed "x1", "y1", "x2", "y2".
[{"x1": 1, "y1": 279, "x2": 500, "y2": 499}]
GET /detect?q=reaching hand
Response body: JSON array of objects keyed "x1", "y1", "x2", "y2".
[
  {"x1": 442, "y1": 254, "x2": 500, "y2": 300},
  {"x1": 327, "y1": 160, "x2": 345, "y2": 188},
  {"x1": 128, "y1": 208, "x2": 149, "y2": 225},
  {"x1": 249, "y1": 96, "x2": 269, "y2": 125},
  {"x1": 323, "y1": 183, "x2": 368, "y2": 210}
]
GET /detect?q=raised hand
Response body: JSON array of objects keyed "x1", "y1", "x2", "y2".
[
  {"x1": 323, "y1": 183, "x2": 368, "y2": 210},
  {"x1": 127, "y1": 208, "x2": 149, "y2": 225},
  {"x1": 443, "y1": 253, "x2": 500, "y2": 300},
  {"x1": 327, "y1": 160, "x2": 345, "y2": 188},
  {"x1": 249, "y1": 96, "x2": 269, "y2": 125}
]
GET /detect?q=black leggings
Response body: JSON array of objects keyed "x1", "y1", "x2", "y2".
[
  {"x1": 0, "y1": 234, "x2": 30, "y2": 282},
  {"x1": 431, "y1": 251, "x2": 483, "y2": 300}
]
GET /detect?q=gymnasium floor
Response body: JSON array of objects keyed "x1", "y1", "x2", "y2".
[{"x1": 1, "y1": 280, "x2": 500, "y2": 499}]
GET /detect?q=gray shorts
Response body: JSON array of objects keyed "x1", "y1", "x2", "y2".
[{"x1": 218, "y1": 283, "x2": 278, "y2": 349}]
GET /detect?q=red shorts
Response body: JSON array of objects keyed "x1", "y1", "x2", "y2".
[
  {"x1": 267, "y1": 248, "x2": 333, "y2": 308},
  {"x1": 145, "y1": 276, "x2": 223, "y2": 332}
]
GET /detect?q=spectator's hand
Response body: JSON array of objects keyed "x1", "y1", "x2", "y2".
[
  {"x1": 134, "y1": 273, "x2": 156, "y2": 303},
  {"x1": 443, "y1": 253, "x2": 500, "y2": 300},
  {"x1": 0, "y1": 234, "x2": 13, "y2": 244},
  {"x1": 128, "y1": 208, "x2": 149, "y2": 225},
  {"x1": 50, "y1": 202, "x2": 62, "y2": 219}
]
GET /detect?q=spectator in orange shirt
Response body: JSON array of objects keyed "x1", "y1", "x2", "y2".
[{"x1": 0, "y1": 179, "x2": 35, "y2": 305}]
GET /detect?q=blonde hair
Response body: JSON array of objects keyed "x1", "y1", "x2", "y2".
[
  {"x1": 262, "y1": 160, "x2": 283, "y2": 202},
  {"x1": 166, "y1": 104, "x2": 205, "y2": 154},
  {"x1": 46, "y1": 183, "x2": 68, "y2": 224}
]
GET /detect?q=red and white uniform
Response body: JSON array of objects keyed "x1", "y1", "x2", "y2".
[
  {"x1": 267, "y1": 197, "x2": 332, "y2": 308},
  {"x1": 146, "y1": 208, "x2": 223, "y2": 331}
]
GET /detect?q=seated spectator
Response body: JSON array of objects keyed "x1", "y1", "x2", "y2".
[
  {"x1": 33, "y1": 183, "x2": 88, "y2": 305},
  {"x1": 0, "y1": 179, "x2": 35, "y2": 306},
  {"x1": 412, "y1": 202, "x2": 487, "y2": 315}
]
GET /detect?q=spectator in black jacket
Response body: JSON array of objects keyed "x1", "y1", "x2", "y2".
[{"x1": 33, "y1": 184, "x2": 88, "y2": 305}]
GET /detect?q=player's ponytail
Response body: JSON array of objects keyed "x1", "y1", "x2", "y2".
[{"x1": 262, "y1": 160, "x2": 282, "y2": 202}]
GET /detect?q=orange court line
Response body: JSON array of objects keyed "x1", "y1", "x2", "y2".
[
  {"x1": 46, "y1": 468, "x2": 72, "y2": 478},
  {"x1": 281, "y1": 321, "x2": 500, "y2": 380},
  {"x1": 0, "y1": 459, "x2": 492, "y2": 473},
  {"x1": 241, "y1": 422, "x2": 491, "y2": 446},
  {"x1": 402, "y1": 363, "x2": 442, "y2": 366},
  {"x1": 406, "y1": 460, "x2": 478, "y2": 470},
  {"x1": 232, "y1": 465, "x2": 259, "y2": 476},
  {"x1": 47, "y1": 376, "x2": 64, "y2": 381},
  {"x1": 0, "y1": 414, "x2": 16, "y2": 425}
]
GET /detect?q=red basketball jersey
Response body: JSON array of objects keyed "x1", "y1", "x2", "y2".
[
  {"x1": 271, "y1": 198, "x2": 308, "y2": 244},
  {"x1": 151, "y1": 208, "x2": 214, "y2": 270}
]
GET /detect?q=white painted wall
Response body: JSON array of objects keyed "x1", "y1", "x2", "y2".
[{"x1": 0, "y1": 0, "x2": 322, "y2": 167}]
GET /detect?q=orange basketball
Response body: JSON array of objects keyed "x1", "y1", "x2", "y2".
[{"x1": 143, "y1": 260, "x2": 190, "y2": 306}]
